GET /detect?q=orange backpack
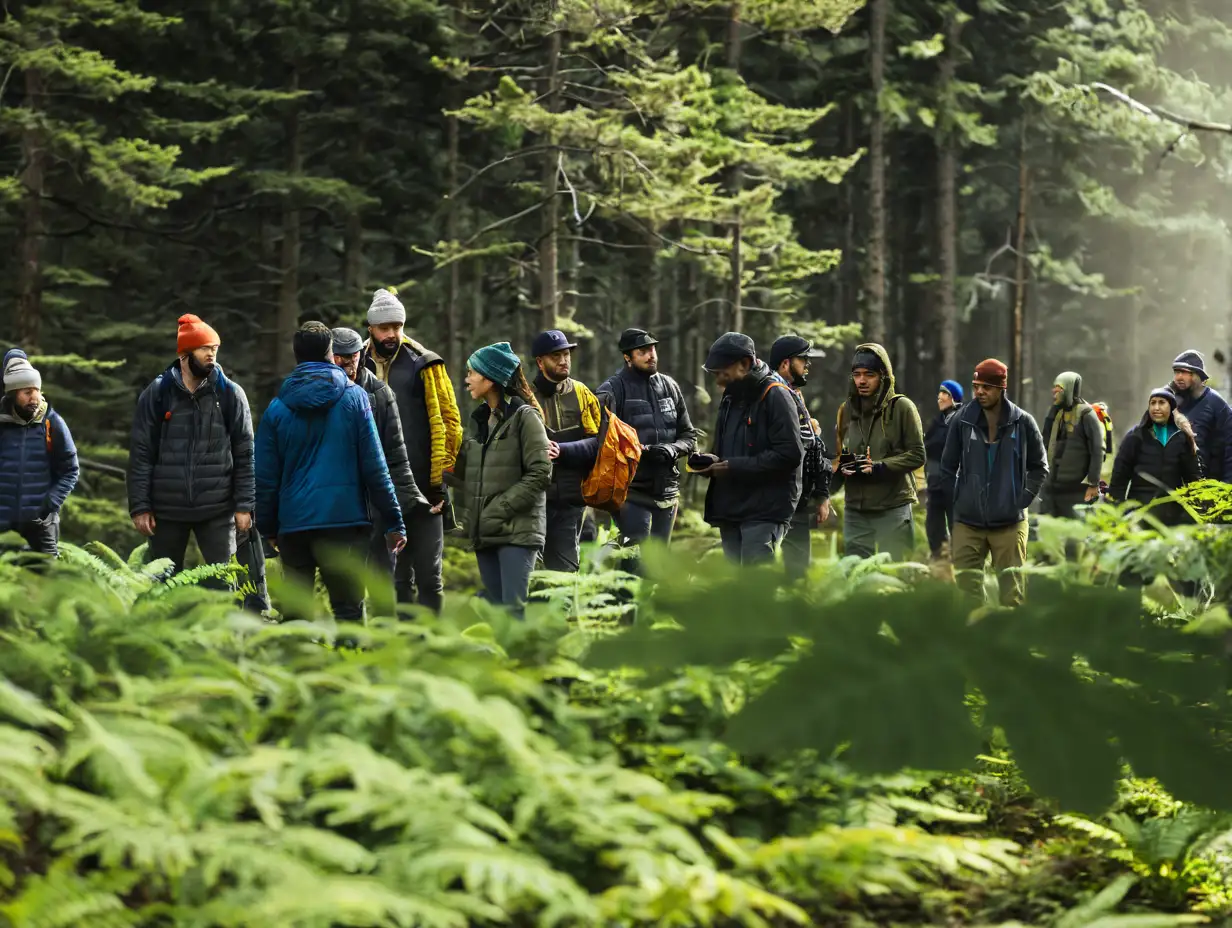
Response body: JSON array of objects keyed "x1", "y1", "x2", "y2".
[{"x1": 581, "y1": 407, "x2": 642, "y2": 511}]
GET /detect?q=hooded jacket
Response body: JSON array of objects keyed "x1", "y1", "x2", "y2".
[
  {"x1": 127, "y1": 363, "x2": 255, "y2": 521},
  {"x1": 1173, "y1": 384, "x2": 1232, "y2": 482},
  {"x1": 704, "y1": 360, "x2": 804, "y2": 526},
  {"x1": 939, "y1": 396, "x2": 1048, "y2": 530},
  {"x1": 451, "y1": 395, "x2": 551, "y2": 550},
  {"x1": 832, "y1": 343, "x2": 926, "y2": 512},
  {"x1": 1040, "y1": 372, "x2": 1103, "y2": 489},
  {"x1": 0, "y1": 396, "x2": 79, "y2": 528},
  {"x1": 1108, "y1": 410, "x2": 1201, "y2": 525},
  {"x1": 254, "y1": 362, "x2": 403, "y2": 539}
]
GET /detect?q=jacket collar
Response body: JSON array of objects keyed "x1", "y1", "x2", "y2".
[{"x1": 959, "y1": 396, "x2": 1022, "y2": 428}]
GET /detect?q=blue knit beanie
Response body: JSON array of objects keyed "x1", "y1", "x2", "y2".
[
  {"x1": 468, "y1": 342, "x2": 522, "y2": 388},
  {"x1": 940, "y1": 379, "x2": 964, "y2": 403}
]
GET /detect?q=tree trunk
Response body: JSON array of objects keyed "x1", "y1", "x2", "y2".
[
  {"x1": 864, "y1": 0, "x2": 888, "y2": 344},
  {"x1": 16, "y1": 69, "x2": 46, "y2": 350},
  {"x1": 842, "y1": 103, "x2": 858, "y2": 325},
  {"x1": 1011, "y1": 119, "x2": 1030, "y2": 401},
  {"x1": 728, "y1": 1, "x2": 744, "y2": 332},
  {"x1": 935, "y1": 4, "x2": 962, "y2": 378},
  {"x1": 539, "y1": 18, "x2": 562, "y2": 330},
  {"x1": 277, "y1": 69, "x2": 302, "y2": 380},
  {"x1": 445, "y1": 99, "x2": 462, "y2": 377}
]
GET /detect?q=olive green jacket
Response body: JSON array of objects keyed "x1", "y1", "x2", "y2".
[{"x1": 451, "y1": 396, "x2": 551, "y2": 550}]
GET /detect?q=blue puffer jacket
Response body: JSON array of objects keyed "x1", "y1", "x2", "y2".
[
  {"x1": 0, "y1": 399, "x2": 80, "y2": 529},
  {"x1": 254, "y1": 362, "x2": 403, "y2": 538},
  {"x1": 1176, "y1": 386, "x2": 1232, "y2": 482},
  {"x1": 939, "y1": 398, "x2": 1048, "y2": 529}
]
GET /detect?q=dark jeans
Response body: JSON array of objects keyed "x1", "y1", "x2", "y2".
[
  {"x1": 148, "y1": 511, "x2": 237, "y2": 570},
  {"x1": 925, "y1": 489, "x2": 953, "y2": 557},
  {"x1": 614, "y1": 500, "x2": 677, "y2": 545},
  {"x1": 541, "y1": 502, "x2": 586, "y2": 572},
  {"x1": 278, "y1": 526, "x2": 369, "y2": 622},
  {"x1": 11, "y1": 514, "x2": 60, "y2": 557},
  {"x1": 475, "y1": 544, "x2": 538, "y2": 614},
  {"x1": 781, "y1": 508, "x2": 814, "y2": 581},
  {"x1": 719, "y1": 521, "x2": 788, "y2": 566},
  {"x1": 1039, "y1": 485, "x2": 1089, "y2": 519},
  {"x1": 395, "y1": 507, "x2": 444, "y2": 613},
  {"x1": 365, "y1": 525, "x2": 397, "y2": 610}
]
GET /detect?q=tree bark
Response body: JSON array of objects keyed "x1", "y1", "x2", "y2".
[
  {"x1": 864, "y1": 0, "x2": 888, "y2": 344},
  {"x1": 539, "y1": 17, "x2": 562, "y2": 330},
  {"x1": 16, "y1": 68, "x2": 46, "y2": 350},
  {"x1": 935, "y1": 4, "x2": 962, "y2": 379},
  {"x1": 276, "y1": 68, "x2": 302, "y2": 381},
  {"x1": 728, "y1": 1, "x2": 744, "y2": 333},
  {"x1": 1012, "y1": 119, "x2": 1030, "y2": 401}
]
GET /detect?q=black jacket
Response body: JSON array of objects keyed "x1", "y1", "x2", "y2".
[
  {"x1": 940, "y1": 398, "x2": 1047, "y2": 530},
  {"x1": 1108, "y1": 419, "x2": 1201, "y2": 524},
  {"x1": 1175, "y1": 386, "x2": 1232, "y2": 482},
  {"x1": 596, "y1": 366, "x2": 697, "y2": 506},
  {"x1": 704, "y1": 362, "x2": 804, "y2": 526},
  {"x1": 128, "y1": 363, "x2": 255, "y2": 522},
  {"x1": 356, "y1": 367, "x2": 427, "y2": 515},
  {"x1": 924, "y1": 405, "x2": 960, "y2": 491}
]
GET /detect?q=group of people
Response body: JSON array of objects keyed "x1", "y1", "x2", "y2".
[{"x1": 1, "y1": 292, "x2": 1228, "y2": 614}]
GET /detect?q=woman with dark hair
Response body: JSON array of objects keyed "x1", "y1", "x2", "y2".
[
  {"x1": 1107, "y1": 386, "x2": 1202, "y2": 525},
  {"x1": 449, "y1": 342, "x2": 551, "y2": 611}
]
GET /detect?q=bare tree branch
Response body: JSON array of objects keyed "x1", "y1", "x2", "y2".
[{"x1": 1090, "y1": 82, "x2": 1232, "y2": 134}]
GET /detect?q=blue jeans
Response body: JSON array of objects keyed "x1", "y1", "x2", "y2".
[{"x1": 475, "y1": 545, "x2": 538, "y2": 613}]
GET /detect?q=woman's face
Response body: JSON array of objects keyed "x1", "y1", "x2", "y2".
[
  {"x1": 937, "y1": 390, "x2": 954, "y2": 412},
  {"x1": 465, "y1": 368, "x2": 496, "y2": 401},
  {"x1": 1148, "y1": 397, "x2": 1172, "y2": 424}
]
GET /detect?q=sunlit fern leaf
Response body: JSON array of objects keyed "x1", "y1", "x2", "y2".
[{"x1": 0, "y1": 857, "x2": 141, "y2": 928}]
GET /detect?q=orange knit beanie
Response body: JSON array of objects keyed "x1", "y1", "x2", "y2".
[{"x1": 177, "y1": 314, "x2": 220, "y2": 354}]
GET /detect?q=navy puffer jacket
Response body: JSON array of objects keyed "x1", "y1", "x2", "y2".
[
  {"x1": 1175, "y1": 386, "x2": 1232, "y2": 482},
  {"x1": 0, "y1": 398, "x2": 79, "y2": 528}
]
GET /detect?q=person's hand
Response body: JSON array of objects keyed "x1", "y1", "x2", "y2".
[
  {"x1": 430, "y1": 499, "x2": 445, "y2": 514},
  {"x1": 1084, "y1": 485, "x2": 1100, "y2": 503},
  {"x1": 817, "y1": 499, "x2": 832, "y2": 523},
  {"x1": 132, "y1": 512, "x2": 156, "y2": 537},
  {"x1": 387, "y1": 532, "x2": 407, "y2": 554},
  {"x1": 235, "y1": 511, "x2": 252, "y2": 533},
  {"x1": 547, "y1": 440, "x2": 561, "y2": 461},
  {"x1": 696, "y1": 460, "x2": 730, "y2": 478},
  {"x1": 267, "y1": 536, "x2": 279, "y2": 553}
]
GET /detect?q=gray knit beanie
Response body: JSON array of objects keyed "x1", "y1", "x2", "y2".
[
  {"x1": 3, "y1": 350, "x2": 40, "y2": 393},
  {"x1": 367, "y1": 288, "x2": 407, "y2": 326}
]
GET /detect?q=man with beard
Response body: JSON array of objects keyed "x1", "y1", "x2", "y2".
[
  {"x1": 694, "y1": 333, "x2": 804, "y2": 565},
  {"x1": 1169, "y1": 349, "x2": 1232, "y2": 482},
  {"x1": 832, "y1": 343, "x2": 925, "y2": 560},
  {"x1": 332, "y1": 327, "x2": 428, "y2": 593},
  {"x1": 595, "y1": 328, "x2": 697, "y2": 545},
  {"x1": 529, "y1": 329, "x2": 601, "y2": 572},
  {"x1": 361, "y1": 288, "x2": 462, "y2": 612},
  {"x1": 0, "y1": 350, "x2": 79, "y2": 557},
  {"x1": 769, "y1": 335, "x2": 832, "y2": 581},
  {"x1": 127, "y1": 314, "x2": 257, "y2": 577}
]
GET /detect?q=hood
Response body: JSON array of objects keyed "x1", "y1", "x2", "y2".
[
  {"x1": 0, "y1": 395, "x2": 47, "y2": 427},
  {"x1": 1054, "y1": 371, "x2": 1081, "y2": 408},
  {"x1": 847, "y1": 342, "x2": 896, "y2": 411},
  {"x1": 278, "y1": 362, "x2": 349, "y2": 413},
  {"x1": 959, "y1": 394, "x2": 1023, "y2": 428}
]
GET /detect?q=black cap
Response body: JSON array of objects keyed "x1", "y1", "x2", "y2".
[
  {"x1": 618, "y1": 327, "x2": 659, "y2": 352},
  {"x1": 531, "y1": 329, "x2": 577, "y2": 358},
  {"x1": 330, "y1": 327, "x2": 364, "y2": 356},
  {"x1": 769, "y1": 335, "x2": 825, "y2": 370},
  {"x1": 704, "y1": 332, "x2": 756, "y2": 372}
]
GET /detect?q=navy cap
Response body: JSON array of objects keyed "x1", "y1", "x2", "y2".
[
  {"x1": 704, "y1": 332, "x2": 756, "y2": 372},
  {"x1": 531, "y1": 329, "x2": 577, "y2": 358},
  {"x1": 618, "y1": 327, "x2": 659, "y2": 352},
  {"x1": 769, "y1": 335, "x2": 825, "y2": 370}
]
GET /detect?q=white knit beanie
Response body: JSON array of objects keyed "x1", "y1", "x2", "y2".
[
  {"x1": 3, "y1": 350, "x2": 40, "y2": 393},
  {"x1": 367, "y1": 288, "x2": 406, "y2": 326}
]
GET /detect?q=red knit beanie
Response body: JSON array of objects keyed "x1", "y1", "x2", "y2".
[
  {"x1": 177, "y1": 314, "x2": 220, "y2": 355},
  {"x1": 973, "y1": 358, "x2": 1008, "y2": 389}
]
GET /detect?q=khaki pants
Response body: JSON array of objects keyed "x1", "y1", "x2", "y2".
[{"x1": 951, "y1": 521, "x2": 1028, "y2": 606}]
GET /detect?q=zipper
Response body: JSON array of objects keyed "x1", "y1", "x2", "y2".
[
  {"x1": 16, "y1": 420, "x2": 28, "y2": 521},
  {"x1": 185, "y1": 391, "x2": 198, "y2": 507}
]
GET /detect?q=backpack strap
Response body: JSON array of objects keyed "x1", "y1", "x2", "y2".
[{"x1": 44, "y1": 416, "x2": 53, "y2": 457}]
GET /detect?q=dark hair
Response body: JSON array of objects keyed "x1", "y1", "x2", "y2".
[
  {"x1": 506, "y1": 364, "x2": 541, "y2": 414},
  {"x1": 293, "y1": 321, "x2": 333, "y2": 363}
]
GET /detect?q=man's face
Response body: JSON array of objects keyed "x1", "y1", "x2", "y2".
[
  {"x1": 1173, "y1": 369, "x2": 1200, "y2": 395},
  {"x1": 11, "y1": 387, "x2": 40, "y2": 419},
  {"x1": 333, "y1": 351, "x2": 360, "y2": 382},
  {"x1": 938, "y1": 390, "x2": 954, "y2": 412},
  {"x1": 537, "y1": 349, "x2": 571, "y2": 382},
  {"x1": 788, "y1": 356, "x2": 809, "y2": 386},
  {"x1": 1052, "y1": 383, "x2": 1065, "y2": 405},
  {"x1": 712, "y1": 357, "x2": 752, "y2": 389},
  {"x1": 973, "y1": 383, "x2": 1003, "y2": 409},
  {"x1": 852, "y1": 368, "x2": 881, "y2": 397},
  {"x1": 369, "y1": 322, "x2": 404, "y2": 354},
  {"x1": 183, "y1": 344, "x2": 218, "y2": 378},
  {"x1": 626, "y1": 346, "x2": 657, "y2": 374}
]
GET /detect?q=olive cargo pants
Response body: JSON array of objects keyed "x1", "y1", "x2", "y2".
[{"x1": 951, "y1": 521, "x2": 1029, "y2": 607}]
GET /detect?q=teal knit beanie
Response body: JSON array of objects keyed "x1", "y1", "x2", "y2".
[{"x1": 468, "y1": 341, "x2": 522, "y2": 388}]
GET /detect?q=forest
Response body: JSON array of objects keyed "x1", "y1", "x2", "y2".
[{"x1": 6, "y1": 0, "x2": 1232, "y2": 925}]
